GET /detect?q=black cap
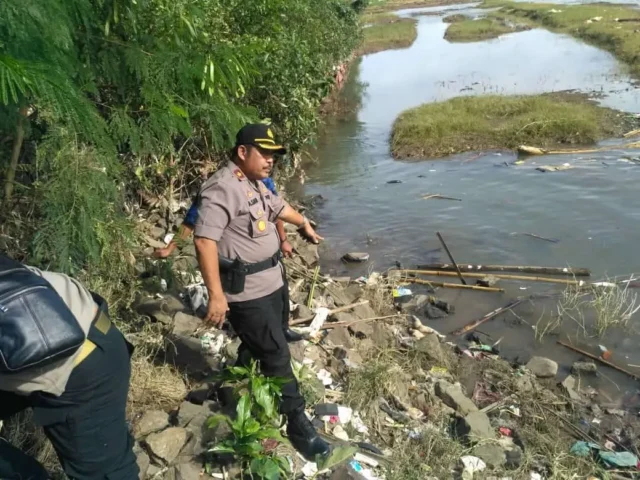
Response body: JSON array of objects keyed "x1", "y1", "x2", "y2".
[{"x1": 235, "y1": 124, "x2": 286, "y2": 155}]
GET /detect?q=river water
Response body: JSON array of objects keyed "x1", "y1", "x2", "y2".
[{"x1": 297, "y1": 4, "x2": 640, "y2": 398}]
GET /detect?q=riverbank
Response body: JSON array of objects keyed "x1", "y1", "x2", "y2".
[
  {"x1": 444, "y1": 16, "x2": 531, "y2": 42},
  {"x1": 391, "y1": 93, "x2": 638, "y2": 159},
  {"x1": 110, "y1": 219, "x2": 640, "y2": 479},
  {"x1": 483, "y1": 0, "x2": 640, "y2": 75},
  {"x1": 367, "y1": 0, "x2": 471, "y2": 14},
  {"x1": 360, "y1": 13, "x2": 418, "y2": 55}
]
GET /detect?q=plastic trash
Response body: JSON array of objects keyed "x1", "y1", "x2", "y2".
[
  {"x1": 351, "y1": 412, "x2": 369, "y2": 434},
  {"x1": 163, "y1": 233, "x2": 175, "y2": 245},
  {"x1": 301, "y1": 462, "x2": 318, "y2": 477},
  {"x1": 298, "y1": 307, "x2": 330, "y2": 336},
  {"x1": 159, "y1": 278, "x2": 168, "y2": 292},
  {"x1": 599, "y1": 450, "x2": 638, "y2": 468},
  {"x1": 570, "y1": 441, "x2": 600, "y2": 457},
  {"x1": 530, "y1": 473, "x2": 543, "y2": 480},
  {"x1": 338, "y1": 406, "x2": 353, "y2": 424},
  {"x1": 317, "y1": 369, "x2": 333, "y2": 386},
  {"x1": 393, "y1": 287, "x2": 412, "y2": 298},
  {"x1": 460, "y1": 456, "x2": 486, "y2": 474},
  {"x1": 499, "y1": 427, "x2": 513, "y2": 437},
  {"x1": 200, "y1": 332, "x2": 225, "y2": 355},
  {"x1": 333, "y1": 425, "x2": 350, "y2": 441},
  {"x1": 354, "y1": 453, "x2": 378, "y2": 468}
]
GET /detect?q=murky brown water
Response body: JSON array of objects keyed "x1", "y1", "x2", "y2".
[{"x1": 295, "y1": 3, "x2": 640, "y2": 400}]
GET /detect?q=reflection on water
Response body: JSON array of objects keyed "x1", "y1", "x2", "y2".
[{"x1": 296, "y1": 3, "x2": 640, "y2": 394}]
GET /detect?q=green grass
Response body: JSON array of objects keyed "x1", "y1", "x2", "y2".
[
  {"x1": 442, "y1": 13, "x2": 469, "y2": 23},
  {"x1": 391, "y1": 93, "x2": 631, "y2": 158},
  {"x1": 360, "y1": 17, "x2": 418, "y2": 54},
  {"x1": 482, "y1": 1, "x2": 640, "y2": 75},
  {"x1": 444, "y1": 17, "x2": 529, "y2": 42}
]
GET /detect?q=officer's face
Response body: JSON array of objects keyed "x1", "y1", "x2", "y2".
[{"x1": 237, "y1": 145, "x2": 274, "y2": 180}]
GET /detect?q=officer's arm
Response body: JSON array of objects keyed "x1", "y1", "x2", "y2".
[
  {"x1": 277, "y1": 204, "x2": 307, "y2": 228},
  {"x1": 194, "y1": 237, "x2": 224, "y2": 299}
]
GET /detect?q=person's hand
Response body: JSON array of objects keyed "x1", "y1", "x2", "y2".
[
  {"x1": 281, "y1": 239, "x2": 294, "y2": 258},
  {"x1": 153, "y1": 242, "x2": 177, "y2": 258},
  {"x1": 205, "y1": 294, "x2": 229, "y2": 328},
  {"x1": 153, "y1": 247, "x2": 172, "y2": 259},
  {"x1": 301, "y1": 224, "x2": 324, "y2": 244}
]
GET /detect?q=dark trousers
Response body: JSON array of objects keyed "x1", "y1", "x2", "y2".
[
  {"x1": 228, "y1": 285, "x2": 305, "y2": 415},
  {"x1": 0, "y1": 318, "x2": 138, "y2": 480}
]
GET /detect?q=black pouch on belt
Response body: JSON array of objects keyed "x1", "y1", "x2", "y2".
[{"x1": 219, "y1": 256, "x2": 247, "y2": 295}]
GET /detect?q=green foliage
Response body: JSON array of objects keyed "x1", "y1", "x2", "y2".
[
  {"x1": 391, "y1": 93, "x2": 632, "y2": 159},
  {"x1": 209, "y1": 362, "x2": 290, "y2": 479},
  {"x1": 0, "y1": 0, "x2": 360, "y2": 287}
]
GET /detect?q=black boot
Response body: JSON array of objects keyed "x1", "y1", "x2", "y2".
[
  {"x1": 286, "y1": 410, "x2": 331, "y2": 460},
  {"x1": 284, "y1": 328, "x2": 304, "y2": 343}
]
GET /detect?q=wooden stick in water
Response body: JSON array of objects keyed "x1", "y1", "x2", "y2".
[
  {"x1": 415, "y1": 263, "x2": 591, "y2": 277},
  {"x1": 557, "y1": 340, "x2": 640, "y2": 380},
  {"x1": 451, "y1": 298, "x2": 524, "y2": 336},
  {"x1": 408, "y1": 277, "x2": 503, "y2": 293},
  {"x1": 436, "y1": 232, "x2": 466, "y2": 285},
  {"x1": 399, "y1": 269, "x2": 583, "y2": 286}
]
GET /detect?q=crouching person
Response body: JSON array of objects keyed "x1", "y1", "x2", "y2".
[{"x1": 0, "y1": 254, "x2": 138, "y2": 480}]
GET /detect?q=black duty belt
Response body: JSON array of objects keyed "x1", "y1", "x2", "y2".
[{"x1": 219, "y1": 251, "x2": 282, "y2": 275}]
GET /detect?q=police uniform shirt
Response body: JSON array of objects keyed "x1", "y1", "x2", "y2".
[{"x1": 195, "y1": 161, "x2": 287, "y2": 303}]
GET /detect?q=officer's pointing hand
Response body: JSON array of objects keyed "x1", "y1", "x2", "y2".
[
  {"x1": 302, "y1": 224, "x2": 324, "y2": 245},
  {"x1": 205, "y1": 295, "x2": 229, "y2": 328}
]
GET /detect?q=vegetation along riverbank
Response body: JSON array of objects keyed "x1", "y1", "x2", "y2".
[
  {"x1": 483, "y1": 0, "x2": 640, "y2": 76},
  {"x1": 360, "y1": 13, "x2": 419, "y2": 54},
  {"x1": 391, "y1": 93, "x2": 638, "y2": 159},
  {"x1": 444, "y1": 16, "x2": 531, "y2": 42}
]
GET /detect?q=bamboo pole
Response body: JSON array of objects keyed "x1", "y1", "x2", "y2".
[
  {"x1": 451, "y1": 298, "x2": 524, "y2": 336},
  {"x1": 322, "y1": 314, "x2": 400, "y2": 330},
  {"x1": 399, "y1": 269, "x2": 583, "y2": 286},
  {"x1": 557, "y1": 340, "x2": 640, "y2": 380},
  {"x1": 518, "y1": 141, "x2": 640, "y2": 156},
  {"x1": 408, "y1": 277, "x2": 503, "y2": 293},
  {"x1": 415, "y1": 263, "x2": 591, "y2": 277},
  {"x1": 436, "y1": 232, "x2": 466, "y2": 285},
  {"x1": 290, "y1": 300, "x2": 369, "y2": 326}
]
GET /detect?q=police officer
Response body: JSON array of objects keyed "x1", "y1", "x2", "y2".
[
  {"x1": 0, "y1": 255, "x2": 138, "y2": 479},
  {"x1": 194, "y1": 124, "x2": 329, "y2": 459}
]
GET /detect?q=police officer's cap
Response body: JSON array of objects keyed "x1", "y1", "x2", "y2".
[{"x1": 235, "y1": 124, "x2": 287, "y2": 155}]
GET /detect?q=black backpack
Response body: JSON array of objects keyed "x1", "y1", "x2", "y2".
[{"x1": 0, "y1": 255, "x2": 85, "y2": 373}]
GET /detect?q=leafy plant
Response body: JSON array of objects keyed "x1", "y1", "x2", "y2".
[{"x1": 209, "y1": 362, "x2": 291, "y2": 479}]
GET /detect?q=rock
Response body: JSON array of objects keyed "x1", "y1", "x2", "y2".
[
  {"x1": 457, "y1": 411, "x2": 494, "y2": 443},
  {"x1": 561, "y1": 375, "x2": 582, "y2": 402},
  {"x1": 145, "y1": 427, "x2": 188, "y2": 464},
  {"x1": 414, "y1": 334, "x2": 445, "y2": 363},
  {"x1": 342, "y1": 252, "x2": 370, "y2": 263},
  {"x1": 147, "y1": 465, "x2": 162, "y2": 477},
  {"x1": 329, "y1": 287, "x2": 358, "y2": 308},
  {"x1": 223, "y1": 337, "x2": 241, "y2": 364},
  {"x1": 325, "y1": 326, "x2": 353, "y2": 348},
  {"x1": 348, "y1": 321, "x2": 374, "y2": 339},
  {"x1": 298, "y1": 243, "x2": 320, "y2": 267},
  {"x1": 398, "y1": 294, "x2": 430, "y2": 312},
  {"x1": 164, "y1": 334, "x2": 221, "y2": 378},
  {"x1": 289, "y1": 341, "x2": 307, "y2": 363},
  {"x1": 172, "y1": 312, "x2": 201, "y2": 337},
  {"x1": 505, "y1": 443, "x2": 523, "y2": 468},
  {"x1": 435, "y1": 381, "x2": 478, "y2": 416},
  {"x1": 352, "y1": 302, "x2": 377, "y2": 321},
  {"x1": 330, "y1": 464, "x2": 368, "y2": 480},
  {"x1": 526, "y1": 356, "x2": 558, "y2": 378},
  {"x1": 134, "y1": 410, "x2": 170, "y2": 439},
  {"x1": 332, "y1": 311, "x2": 355, "y2": 323},
  {"x1": 333, "y1": 276, "x2": 351, "y2": 284},
  {"x1": 136, "y1": 295, "x2": 186, "y2": 325},
  {"x1": 424, "y1": 304, "x2": 448, "y2": 320},
  {"x1": 174, "y1": 461, "x2": 202, "y2": 480},
  {"x1": 472, "y1": 443, "x2": 506, "y2": 468},
  {"x1": 176, "y1": 401, "x2": 210, "y2": 428},
  {"x1": 371, "y1": 323, "x2": 391, "y2": 346},
  {"x1": 150, "y1": 226, "x2": 166, "y2": 240},
  {"x1": 477, "y1": 275, "x2": 499, "y2": 288},
  {"x1": 134, "y1": 443, "x2": 150, "y2": 480},
  {"x1": 572, "y1": 361, "x2": 597, "y2": 374},
  {"x1": 187, "y1": 384, "x2": 213, "y2": 405},
  {"x1": 514, "y1": 374, "x2": 535, "y2": 393},
  {"x1": 294, "y1": 304, "x2": 313, "y2": 320}
]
